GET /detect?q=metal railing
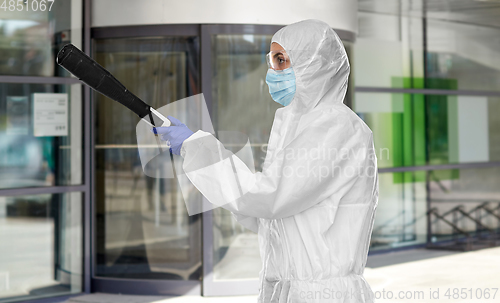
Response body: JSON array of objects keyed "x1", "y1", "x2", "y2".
[{"x1": 427, "y1": 201, "x2": 500, "y2": 251}]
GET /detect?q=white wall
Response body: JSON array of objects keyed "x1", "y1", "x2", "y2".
[
  {"x1": 91, "y1": 0, "x2": 357, "y2": 34},
  {"x1": 448, "y1": 96, "x2": 490, "y2": 163}
]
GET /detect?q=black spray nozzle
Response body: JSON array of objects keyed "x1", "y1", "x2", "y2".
[{"x1": 56, "y1": 43, "x2": 151, "y2": 119}]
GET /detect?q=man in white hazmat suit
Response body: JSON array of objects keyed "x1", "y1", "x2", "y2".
[{"x1": 154, "y1": 19, "x2": 379, "y2": 303}]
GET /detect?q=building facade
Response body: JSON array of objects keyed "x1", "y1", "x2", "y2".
[{"x1": 1, "y1": 0, "x2": 500, "y2": 302}]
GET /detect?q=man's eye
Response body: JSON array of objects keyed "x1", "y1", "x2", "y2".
[{"x1": 279, "y1": 58, "x2": 285, "y2": 63}]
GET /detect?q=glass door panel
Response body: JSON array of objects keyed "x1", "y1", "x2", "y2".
[
  {"x1": 93, "y1": 36, "x2": 201, "y2": 281},
  {"x1": 211, "y1": 34, "x2": 277, "y2": 282}
]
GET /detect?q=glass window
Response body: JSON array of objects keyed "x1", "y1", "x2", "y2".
[
  {"x1": 427, "y1": 95, "x2": 499, "y2": 165},
  {"x1": 371, "y1": 171, "x2": 427, "y2": 251},
  {"x1": 0, "y1": 0, "x2": 82, "y2": 77},
  {"x1": 0, "y1": 192, "x2": 83, "y2": 302},
  {"x1": 0, "y1": 83, "x2": 83, "y2": 189},
  {"x1": 428, "y1": 166, "x2": 500, "y2": 246},
  {"x1": 354, "y1": 12, "x2": 424, "y2": 88},
  {"x1": 211, "y1": 34, "x2": 277, "y2": 280},
  {"x1": 93, "y1": 36, "x2": 202, "y2": 280},
  {"x1": 427, "y1": 19, "x2": 500, "y2": 92},
  {"x1": 372, "y1": 166, "x2": 500, "y2": 251},
  {"x1": 354, "y1": 93, "x2": 500, "y2": 168},
  {"x1": 355, "y1": 92, "x2": 426, "y2": 169}
]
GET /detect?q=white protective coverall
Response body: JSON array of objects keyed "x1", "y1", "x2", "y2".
[{"x1": 180, "y1": 19, "x2": 379, "y2": 303}]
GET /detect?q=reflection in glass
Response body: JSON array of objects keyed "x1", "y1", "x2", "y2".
[
  {"x1": 0, "y1": 192, "x2": 82, "y2": 302},
  {"x1": 355, "y1": 92, "x2": 425, "y2": 169},
  {"x1": 0, "y1": 1, "x2": 81, "y2": 77},
  {"x1": 354, "y1": 12, "x2": 424, "y2": 88},
  {"x1": 93, "y1": 37, "x2": 201, "y2": 280},
  {"x1": 370, "y1": 171, "x2": 427, "y2": 250},
  {"x1": 0, "y1": 83, "x2": 83, "y2": 189},
  {"x1": 211, "y1": 34, "x2": 278, "y2": 280},
  {"x1": 370, "y1": 163, "x2": 500, "y2": 251},
  {"x1": 427, "y1": 19, "x2": 500, "y2": 92},
  {"x1": 428, "y1": 166, "x2": 500, "y2": 244},
  {"x1": 355, "y1": 93, "x2": 500, "y2": 168}
]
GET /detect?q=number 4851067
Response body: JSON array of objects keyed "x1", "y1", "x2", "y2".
[{"x1": 1, "y1": 0, "x2": 55, "y2": 11}]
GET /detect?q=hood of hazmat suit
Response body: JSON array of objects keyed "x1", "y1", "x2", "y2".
[{"x1": 180, "y1": 19, "x2": 379, "y2": 303}]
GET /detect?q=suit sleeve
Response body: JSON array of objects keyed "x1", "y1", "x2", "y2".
[{"x1": 180, "y1": 114, "x2": 372, "y2": 220}]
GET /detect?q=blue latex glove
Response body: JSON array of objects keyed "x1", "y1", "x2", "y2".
[{"x1": 151, "y1": 116, "x2": 194, "y2": 155}]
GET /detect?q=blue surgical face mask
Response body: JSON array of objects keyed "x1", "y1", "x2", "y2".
[{"x1": 266, "y1": 67, "x2": 296, "y2": 107}]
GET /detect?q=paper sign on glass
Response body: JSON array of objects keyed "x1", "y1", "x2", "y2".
[{"x1": 33, "y1": 93, "x2": 68, "y2": 137}]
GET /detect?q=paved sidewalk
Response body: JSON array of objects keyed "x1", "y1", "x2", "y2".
[
  {"x1": 65, "y1": 246, "x2": 500, "y2": 303},
  {"x1": 363, "y1": 246, "x2": 500, "y2": 303},
  {"x1": 65, "y1": 293, "x2": 258, "y2": 303}
]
